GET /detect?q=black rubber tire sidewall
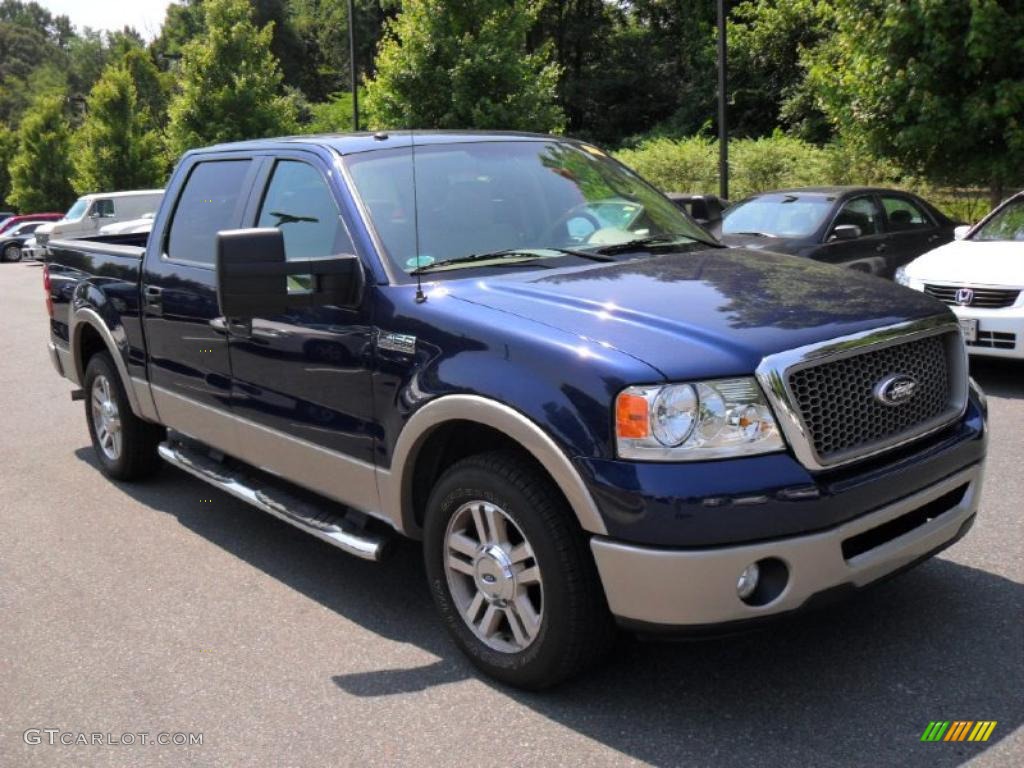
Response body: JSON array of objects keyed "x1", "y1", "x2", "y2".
[
  {"x1": 83, "y1": 353, "x2": 163, "y2": 481},
  {"x1": 423, "y1": 451, "x2": 613, "y2": 690}
]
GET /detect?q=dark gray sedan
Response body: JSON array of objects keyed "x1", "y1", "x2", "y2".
[
  {"x1": 0, "y1": 220, "x2": 46, "y2": 262},
  {"x1": 719, "y1": 187, "x2": 959, "y2": 278}
]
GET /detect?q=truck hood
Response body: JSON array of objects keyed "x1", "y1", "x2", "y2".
[
  {"x1": 719, "y1": 233, "x2": 803, "y2": 254},
  {"x1": 446, "y1": 247, "x2": 949, "y2": 379},
  {"x1": 905, "y1": 240, "x2": 1024, "y2": 286}
]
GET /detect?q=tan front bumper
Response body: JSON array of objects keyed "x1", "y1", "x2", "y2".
[{"x1": 591, "y1": 463, "x2": 983, "y2": 628}]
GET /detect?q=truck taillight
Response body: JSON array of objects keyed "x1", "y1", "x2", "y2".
[{"x1": 42, "y1": 264, "x2": 53, "y2": 318}]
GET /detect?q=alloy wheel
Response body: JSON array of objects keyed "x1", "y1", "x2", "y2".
[
  {"x1": 90, "y1": 374, "x2": 122, "y2": 461},
  {"x1": 444, "y1": 500, "x2": 544, "y2": 653}
]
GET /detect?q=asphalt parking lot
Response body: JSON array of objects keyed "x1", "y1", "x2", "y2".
[{"x1": 2, "y1": 259, "x2": 1021, "y2": 767}]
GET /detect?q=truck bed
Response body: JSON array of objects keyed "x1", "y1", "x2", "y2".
[{"x1": 46, "y1": 235, "x2": 148, "y2": 366}]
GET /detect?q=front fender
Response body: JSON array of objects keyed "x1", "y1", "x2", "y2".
[{"x1": 380, "y1": 394, "x2": 609, "y2": 538}]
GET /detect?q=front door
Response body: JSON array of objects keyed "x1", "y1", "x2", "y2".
[
  {"x1": 816, "y1": 195, "x2": 891, "y2": 275},
  {"x1": 225, "y1": 155, "x2": 380, "y2": 516}
]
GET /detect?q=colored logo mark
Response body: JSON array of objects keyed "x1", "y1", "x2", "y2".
[{"x1": 921, "y1": 721, "x2": 997, "y2": 742}]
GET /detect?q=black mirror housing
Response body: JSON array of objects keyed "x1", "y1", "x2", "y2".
[
  {"x1": 216, "y1": 228, "x2": 364, "y2": 318},
  {"x1": 217, "y1": 228, "x2": 289, "y2": 318}
]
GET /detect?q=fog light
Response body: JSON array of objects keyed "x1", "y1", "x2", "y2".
[{"x1": 737, "y1": 563, "x2": 760, "y2": 600}]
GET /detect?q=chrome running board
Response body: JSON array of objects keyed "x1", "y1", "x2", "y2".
[{"x1": 158, "y1": 439, "x2": 390, "y2": 561}]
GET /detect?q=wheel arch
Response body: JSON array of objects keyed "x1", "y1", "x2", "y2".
[
  {"x1": 70, "y1": 307, "x2": 158, "y2": 421},
  {"x1": 382, "y1": 395, "x2": 608, "y2": 539}
]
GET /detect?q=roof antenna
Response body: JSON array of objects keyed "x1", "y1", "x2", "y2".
[{"x1": 411, "y1": 129, "x2": 426, "y2": 304}]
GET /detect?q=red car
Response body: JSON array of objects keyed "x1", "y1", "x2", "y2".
[{"x1": 0, "y1": 212, "x2": 62, "y2": 236}]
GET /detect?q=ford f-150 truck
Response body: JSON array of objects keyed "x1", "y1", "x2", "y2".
[{"x1": 44, "y1": 132, "x2": 987, "y2": 689}]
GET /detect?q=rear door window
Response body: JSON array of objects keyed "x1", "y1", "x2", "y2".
[
  {"x1": 166, "y1": 160, "x2": 252, "y2": 266},
  {"x1": 880, "y1": 195, "x2": 933, "y2": 231}
]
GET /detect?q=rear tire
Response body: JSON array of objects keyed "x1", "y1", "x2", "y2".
[
  {"x1": 3, "y1": 244, "x2": 20, "y2": 262},
  {"x1": 423, "y1": 450, "x2": 615, "y2": 689},
  {"x1": 83, "y1": 352, "x2": 164, "y2": 480}
]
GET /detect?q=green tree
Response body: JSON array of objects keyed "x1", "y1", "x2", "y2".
[
  {"x1": 8, "y1": 94, "x2": 75, "y2": 211},
  {"x1": 72, "y1": 64, "x2": 164, "y2": 194},
  {"x1": 166, "y1": 0, "x2": 298, "y2": 156},
  {"x1": 728, "y1": 0, "x2": 833, "y2": 141},
  {"x1": 808, "y1": 0, "x2": 1024, "y2": 203},
  {"x1": 365, "y1": 0, "x2": 564, "y2": 132},
  {"x1": 290, "y1": 0, "x2": 392, "y2": 102},
  {"x1": 0, "y1": 122, "x2": 17, "y2": 207},
  {"x1": 122, "y1": 48, "x2": 171, "y2": 129}
]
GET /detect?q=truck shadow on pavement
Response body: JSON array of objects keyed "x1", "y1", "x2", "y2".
[
  {"x1": 75, "y1": 447, "x2": 1022, "y2": 767},
  {"x1": 970, "y1": 358, "x2": 1024, "y2": 400}
]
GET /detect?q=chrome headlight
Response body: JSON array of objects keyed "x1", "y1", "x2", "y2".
[
  {"x1": 895, "y1": 266, "x2": 913, "y2": 287},
  {"x1": 615, "y1": 378, "x2": 785, "y2": 461}
]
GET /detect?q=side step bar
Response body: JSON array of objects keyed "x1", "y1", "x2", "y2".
[{"x1": 157, "y1": 439, "x2": 390, "y2": 561}]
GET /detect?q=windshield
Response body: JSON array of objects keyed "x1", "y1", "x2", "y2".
[
  {"x1": 722, "y1": 195, "x2": 833, "y2": 238},
  {"x1": 973, "y1": 199, "x2": 1024, "y2": 242},
  {"x1": 344, "y1": 140, "x2": 712, "y2": 277},
  {"x1": 63, "y1": 198, "x2": 89, "y2": 222}
]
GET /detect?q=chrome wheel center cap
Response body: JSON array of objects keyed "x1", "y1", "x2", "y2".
[{"x1": 474, "y1": 544, "x2": 515, "y2": 602}]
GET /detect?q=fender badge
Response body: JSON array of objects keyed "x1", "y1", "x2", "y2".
[{"x1": 378, "y1": 331, "x2": 416, "y2": 355}]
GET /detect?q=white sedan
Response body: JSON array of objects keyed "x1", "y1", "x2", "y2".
[{"x1": 897, "y1": 192, "x2": 1024, "y2": 359}]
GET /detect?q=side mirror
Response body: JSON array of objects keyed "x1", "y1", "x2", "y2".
[
  {"x1": 830, "y1": 224, "x2": 862, "y2": 241},
  {"x1": 954, "y1": 225, "x2": 971, "y2": 240},
  {"x1": 216, "y1": 228, "x2": 363, "y2": 318}
]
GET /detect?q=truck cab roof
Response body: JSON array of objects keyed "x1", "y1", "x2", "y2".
[{"x1": 197, "y1": 130, "x2": 584, "y2": 157}]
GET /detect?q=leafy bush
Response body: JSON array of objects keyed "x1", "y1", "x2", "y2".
[
  {"x1": 613, "y1": 134, "x2": 998, "y2": 222},
  {"x1": 615, "y1": 134, "x2": 833, "y2": 200},
  {"x1": 614, "y1": 137, "x2": 719, "y2": 196}
]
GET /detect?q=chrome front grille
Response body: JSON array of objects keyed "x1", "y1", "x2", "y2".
[
  {"x1": 923, "y1": 284, "x2": 1020, "y2": 309},
  {"x1": 756, "y1": 319, "x2": 968, "y2": 471},
  {"x1": 787, "y1": 334, "x2": 952, "y2": 463}
]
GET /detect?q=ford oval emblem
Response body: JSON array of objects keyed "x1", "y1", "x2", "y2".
[{"x1": 874, "y1": 374, "x2": 918, "y2": 406}]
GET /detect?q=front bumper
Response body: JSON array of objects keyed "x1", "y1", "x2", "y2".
[
  {"x1": 951, "y1": 304, "x2": 1024, "y2": 359},
  {"x1": 591, "y1": 462, "x2": 983, "y2": 628}
]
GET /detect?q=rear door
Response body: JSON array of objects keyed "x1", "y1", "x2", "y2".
[
  {"x1": 878, "y1": 193, "x2": 945, "y2": 270},
  {"x1": 223, "y1": 152, "x2": 380, "y2": 514},
  {"x1": 142, "y1": 154, "x2": 260, "y2": 451}
]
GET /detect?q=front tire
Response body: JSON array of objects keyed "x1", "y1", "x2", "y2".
[
  {"x1": 424, "y1": 450, "x2": 615, "y2": 689},
  {"x1": 3, "y1": 244, "x2": 20, "y2": 262},
  {"x1": 83, "y1": 353, "x2": 164, "y2": 480}
]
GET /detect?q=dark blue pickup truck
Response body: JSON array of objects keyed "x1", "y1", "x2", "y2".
[{"x1": 44, "y1": 132, "x2": 987, "y2": 688}]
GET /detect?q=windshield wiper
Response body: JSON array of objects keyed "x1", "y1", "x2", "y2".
[
  {"x1": 408, "y1": 247, "x2": 618, "y2": 275},
  {"x1": 729, "y1": 231, "x2": 774, "y2": 238},
  {"x1": 548, "y1": 247, "x2": 616, "y2": 262},
  {"x1": 590, "y1": 234, "x2": 697, "y2": 255},
  {"x1": 408, "y1": 249, "x2": 553, "y2": 275}
]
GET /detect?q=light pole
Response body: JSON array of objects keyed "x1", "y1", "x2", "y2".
[
  {"x1": 348, "y1": 0, "x2": 359, "y2": 131},
  {"x1": 716, "y1": 0, "x2": 729, "y2": 201}
]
